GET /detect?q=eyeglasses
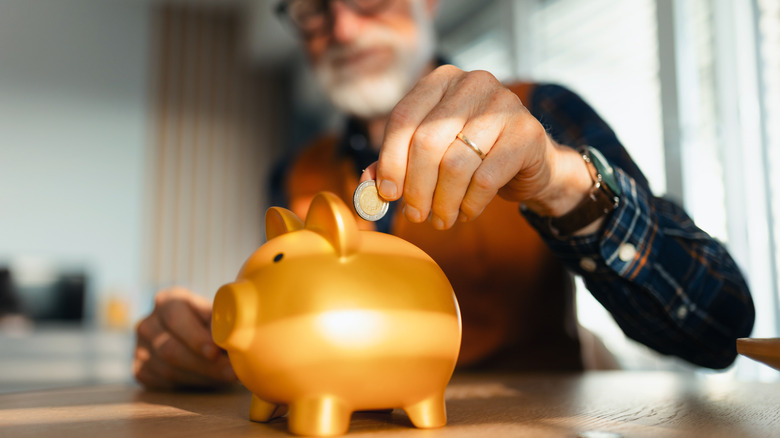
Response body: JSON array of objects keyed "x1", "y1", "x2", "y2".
[{"x1": 275, "y1": 0, "x2": 393, "y2": 36}]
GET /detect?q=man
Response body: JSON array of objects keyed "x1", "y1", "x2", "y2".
[{"x1": 134, "y1": 0, "x2": 754, "y2": 390}]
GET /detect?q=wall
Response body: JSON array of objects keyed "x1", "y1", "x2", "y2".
[
  {"x1": 0, "y1": 0, "x2": 152, "y2": 322},
  {"x1": 145, "y1": 4, "x2": 279, "y2": 304}
]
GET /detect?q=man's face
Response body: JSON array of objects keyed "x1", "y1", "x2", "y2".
[{"x1": 300, "y1": 0, "x2": 437, "y2": 120}]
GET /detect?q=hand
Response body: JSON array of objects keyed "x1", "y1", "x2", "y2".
[
  {"x1": 361, "y1": 65, "x2": 593, "y2": 231},
  {"x1": 134, "y1": 287, "x2": 237, "y2": 390}
]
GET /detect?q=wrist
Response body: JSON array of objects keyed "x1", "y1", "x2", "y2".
[
  {"x1": 543, "y1": 146, "x2": 621, "y2": 236},
  {"x1": 523, "y1": 144, "x2": 594, "y2": 217}
]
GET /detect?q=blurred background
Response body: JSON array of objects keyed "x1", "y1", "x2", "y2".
[{"x1": 0, "y1": 0, "x2": 778, "y2": 392}]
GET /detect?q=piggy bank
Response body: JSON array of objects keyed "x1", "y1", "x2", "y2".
[{"x1": 212, "y1": 192, "x2": 462, "y2": 436}]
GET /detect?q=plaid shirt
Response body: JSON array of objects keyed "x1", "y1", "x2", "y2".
[
  {"x1": 272, "y1": 82, "x2": 755, "y2": 369},
  {"x1": 521, "y1": 84, "x2": 755, "y2": 368}
]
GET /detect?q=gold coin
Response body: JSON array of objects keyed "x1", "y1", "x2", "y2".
[{"x1": 353, "y1": 180, "x2": 389, "y2": 221}]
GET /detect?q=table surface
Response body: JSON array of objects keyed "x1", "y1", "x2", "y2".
[{"x1": 1, "y1": 371, "x2": 778, "y2": 438}]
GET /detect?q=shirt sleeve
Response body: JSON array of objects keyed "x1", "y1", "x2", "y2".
[{"x1": 521, "y1": 83, "x2": 755, "y2": 369}]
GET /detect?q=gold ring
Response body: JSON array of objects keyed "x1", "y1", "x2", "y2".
[{"x1": 456, "y1": 132, "x2": 487, "y2": 160}]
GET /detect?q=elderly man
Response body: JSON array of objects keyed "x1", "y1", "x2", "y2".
[{"x1": 134, "y1": 0, "x2": 754, "y2": 390}]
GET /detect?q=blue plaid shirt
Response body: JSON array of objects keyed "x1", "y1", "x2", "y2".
[
  {"x1": 272, "y1": 82, "x2": 755, "y2": 369},
  {"x1": 521, "y1": 84, "x2": 755, "y2": 369}
]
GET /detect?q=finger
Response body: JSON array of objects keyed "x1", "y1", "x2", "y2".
[
  {"x1": 359, "y1": 162, "x2": 378, "y2": 183},
  {"x1": 461, "y1": 121, "x2": 545, "y2": 220},
  {"x1": 135, "y1": 313, "x2": 160, "y2": 344},
  {"x1": 148, "y1": 319, "x2": 235, "y2": 382},
  {"x1": 160, "y1": 286, "x2": 213, "y2": 324},
  {"x1": 134, "y1": 342, "x2": 172, "y2": 390},
  {"x1": 156, "y1": 292, "x2": 219, "y2": 360},
  {"x1": 430, "y1": 104, "x2": 503, "y2": 228},
  {"x1": 429, "y1": 139, "x2": 485, "y2": 229},
  {"x1": 451, "y1": 86, "x2": 536, "y2": 221},
  {"x1": 134, "y1": 353, "x2": 174, "y2": 390},
  {"x1": 377, "y1": 65, "x2": 459, "y2": 201},
  {"x1": 393, "y1": 68, "x2": 508, "y2": 223},
  {"x1": 187, "y1": 291, "x2": 213, "y2": 324},
  {"x1": 402, "y1": 100, "x2": 470, "y2": 223},
  {"x1": 141, "y1": 323, "x2": 236, "y2": 383},
  {"x1": 136, "y1": 342, "x2": 234, "y2": 390}
]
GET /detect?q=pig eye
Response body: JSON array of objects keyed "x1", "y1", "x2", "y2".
[{"x1": 273, "y1": 253, "x2": 284, "y2": 263}]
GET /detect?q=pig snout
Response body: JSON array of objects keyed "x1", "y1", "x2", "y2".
[{"x1": 212, "y1": 281, "x2": 258, "y2": 351}]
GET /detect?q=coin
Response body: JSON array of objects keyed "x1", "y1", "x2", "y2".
[{"x1": 353, "y1": 180, "x2": 389, "y2": 221}]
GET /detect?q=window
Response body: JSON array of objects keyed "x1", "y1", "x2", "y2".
[
  {"x1": 440, "y1": 0, "x2": 780, "y2": 378},
  {"x1": 758, "y1": 0, "x2": 780, "y2": 346}
]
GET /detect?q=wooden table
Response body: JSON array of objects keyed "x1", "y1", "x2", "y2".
[{"x1": 1, "y1": 371, "x2": 777, "y2": 437}]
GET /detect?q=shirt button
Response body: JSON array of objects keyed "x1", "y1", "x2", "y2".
[
  {"x1": 676, "y1": 305, "x2": 688, "y2": 319},
  {"x1": 618, "y1": 243, "x2": 637, "y2": 262},
  {"x1": 580, "y1": 257, "x2": 597, "y2": 272}
]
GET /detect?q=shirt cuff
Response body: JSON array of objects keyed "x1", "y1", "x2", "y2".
[{"x1": 521, "y1": 168, "x2": 660, "y2": 283}]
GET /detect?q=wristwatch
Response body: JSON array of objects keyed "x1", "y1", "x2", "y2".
[{"x1": 547, "y1": 146, "x2": 621, "y2": 236}]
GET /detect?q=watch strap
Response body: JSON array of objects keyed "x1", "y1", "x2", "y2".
[{"x1": 547, "y1": 147, "x2": 619, "y2": 236}]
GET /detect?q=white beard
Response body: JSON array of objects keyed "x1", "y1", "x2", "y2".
[{"x1": 313, "y1": 1, "x2": 436, "y2": 120}]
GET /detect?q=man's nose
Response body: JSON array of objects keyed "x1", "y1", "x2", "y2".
[{"x1": 329, "y1": 1, "x2": 364, "y2": 43}]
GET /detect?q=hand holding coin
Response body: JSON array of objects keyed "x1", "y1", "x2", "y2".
[{"x1": 353, "y1": 180, "x2": 389, "y2": 222}]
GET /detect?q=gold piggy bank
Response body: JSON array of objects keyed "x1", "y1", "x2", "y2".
[{"x1": 212, "y1": 192, "x2": 462, "y2": 436}]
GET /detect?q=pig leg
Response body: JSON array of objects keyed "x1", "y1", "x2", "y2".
[
  {"x1": 287, "y1": 395, "x2": 351, "y2": 436},
  {"x1": 403, "y1": 391, "x2": 447, "y2": 428},
  {"x1": 249, "y1": 394, "x2": 281, "y2": 422}
]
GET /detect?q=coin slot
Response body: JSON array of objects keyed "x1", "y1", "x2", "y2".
[{"x1": 273, "y1": 253, "x2": 284, "y2": 263}]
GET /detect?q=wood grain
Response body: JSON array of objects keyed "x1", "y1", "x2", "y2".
[{"x1": 0, "y1": 372, "x2": 778, "y2": 438}]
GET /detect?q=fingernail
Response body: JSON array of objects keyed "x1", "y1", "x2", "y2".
[
  {"x1": 202, "y1": 344, "x2": 218, "y2": 359},
  {"x1": 431, "y1": 215, "x2": 445, "y2": 230},
  {"x1": 458, "y1": 212, "x2": 468, "y2": 222},
  {"x1": 403, "y1": 204, "x2": 421, "y2": 222},
  {"x1": 379, "y1": 180, "x2": 397, "y2": 199}
]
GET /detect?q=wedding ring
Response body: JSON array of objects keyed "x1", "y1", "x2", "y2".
[{"x1": 456, "y1": 132, "x2": 486, "y2": 160}]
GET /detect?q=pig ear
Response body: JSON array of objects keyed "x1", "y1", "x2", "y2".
[
  {"x1": 305, "y1": 192, "x2": 360, "y2": 258},
  {"x1": 265, "y1": 207, "x2": 304, "y2": 240}
]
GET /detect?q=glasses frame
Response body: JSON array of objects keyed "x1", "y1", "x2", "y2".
[{"x1": 274, "y1": 0, "x2": 393, "y2": 37}]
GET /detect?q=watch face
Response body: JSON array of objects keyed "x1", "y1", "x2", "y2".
[{"x1": 588, "y1": 147, "x2": 621, "y2": 196}]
